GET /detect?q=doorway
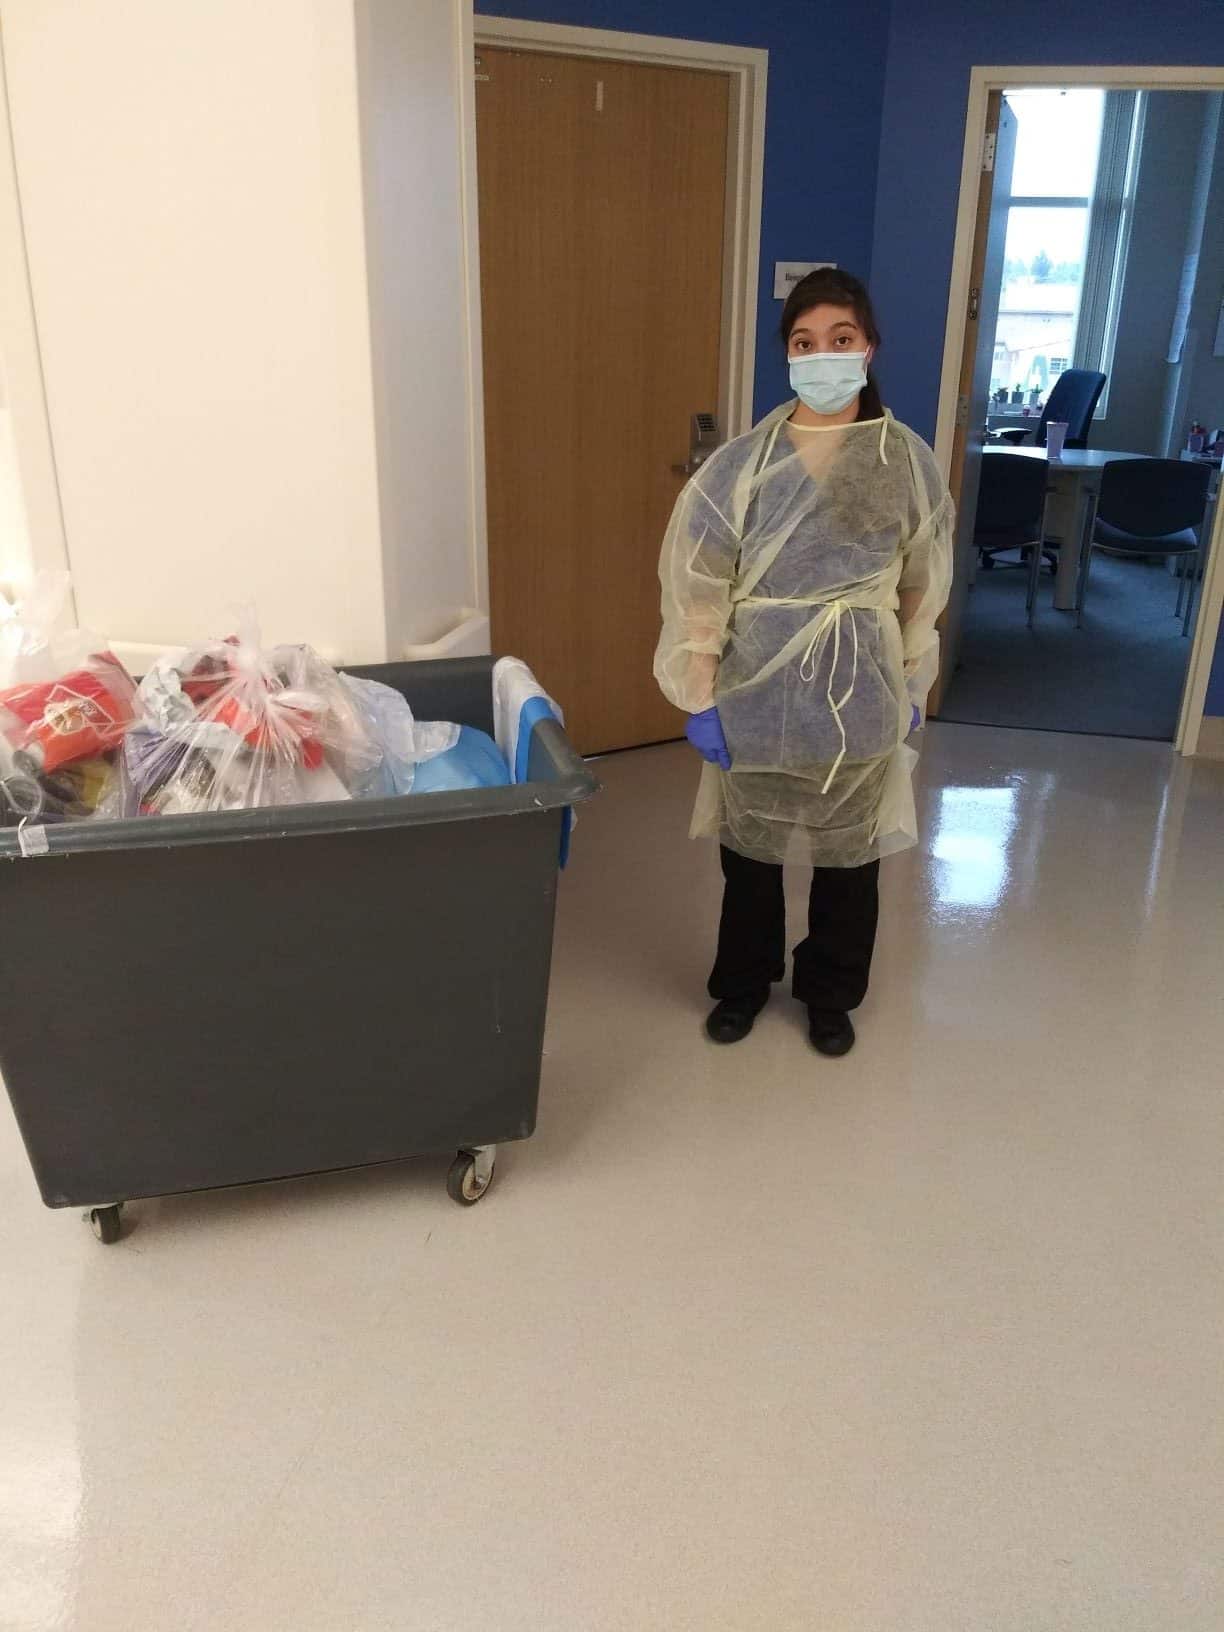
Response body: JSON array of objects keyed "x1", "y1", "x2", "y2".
[
  {"x1": 471, "y1": 23, "x2": 765, "y2": 757},
  {"x1": 932, "y1": 68, "x2": 1224, "y2": 755}
]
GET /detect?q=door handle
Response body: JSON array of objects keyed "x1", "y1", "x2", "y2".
[{"x1": 673, "y1": 412, "x2": 720, "y2": 479}]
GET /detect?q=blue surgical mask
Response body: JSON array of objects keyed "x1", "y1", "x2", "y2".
[{"x1": 789, "y1": 351, "x2": 869, "y2": 415}]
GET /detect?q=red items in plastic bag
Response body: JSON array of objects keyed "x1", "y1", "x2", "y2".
[
  {"x1": 0, "y1": 653, "x2": 137, "y2": 775},
  {"x1": 117, "y1": 626, "x2": 382, "y2": 816},
  {"x1": 209, "y1": 689, "x2": 326, "y2": 770},
  {"x1": 0, "y1": 575, "x2": 138, "y2": 824}
]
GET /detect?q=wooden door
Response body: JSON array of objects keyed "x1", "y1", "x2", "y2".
[
  {"x1": 930, "y1": 93, "x2": 1017, "y2": 715},
  {"x1": 475, "y1": 47, "x2": 730, "y2": 754}
]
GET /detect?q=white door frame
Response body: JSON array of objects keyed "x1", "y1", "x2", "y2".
[
  {"x1": 934, "y1": 65, "x2": 1224, "y2": 756},
  {"x1": 463, "y1": 16, "x2": 768, "y2": 615}
]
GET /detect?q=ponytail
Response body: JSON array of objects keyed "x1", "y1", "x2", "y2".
[{"x1": 858, "y1": 373, "x2": 885, "y2": 421}]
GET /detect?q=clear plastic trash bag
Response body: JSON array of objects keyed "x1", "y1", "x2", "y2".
[
  {"x1": 339, "y1": 675, "x2": 507, "y2": 796},
  {"x1": 0, "y1": 573, "x2": 136, "y2": 826},
  {"x1": 113, "y1": 625, "x2": 383, "y2": 817},
  {"x1": 338, "y1": 674, "x2": 460, "y2": 797}
]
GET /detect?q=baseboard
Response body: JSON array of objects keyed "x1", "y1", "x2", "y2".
[{"x1": 1196, "y1": 716, "x2": 1224, "y2": 759}]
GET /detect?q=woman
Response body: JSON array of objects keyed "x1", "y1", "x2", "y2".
[{"x1": 654, "y1": 267, "x2": 953, "y2": 1057}]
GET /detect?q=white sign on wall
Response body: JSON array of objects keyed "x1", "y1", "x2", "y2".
[{"x1": 773, "y1": 261, "x2": 836, "y2": 300}]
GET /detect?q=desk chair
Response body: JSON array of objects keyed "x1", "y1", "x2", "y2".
[
  {"x1": 973, "y1": 453, "x2": 1053, "y2": 628},
  {"x1": 995, "y1": 369, "x2": 1107, "y2": 451},
  {"x1": 1078, "y1": 457, "x2": 1211, "y2": 633}
]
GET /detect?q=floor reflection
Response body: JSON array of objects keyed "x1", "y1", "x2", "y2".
[{"x1": 930, "y1": 784, "x2": 1018, "y2": 911}]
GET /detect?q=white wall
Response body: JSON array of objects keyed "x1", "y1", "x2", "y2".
[
  {"x1": 0, "y1": 0, "x2": 484, "y2": 663},
  {"x1": 0, "y1": 39, "x2": 68, "y2": 595},
  {"x1": 0, "y1": 394, "x2": 33, "y2": 590},
  {"x1": 355, "y1": 0, "x2": 487, "y2": 653}
]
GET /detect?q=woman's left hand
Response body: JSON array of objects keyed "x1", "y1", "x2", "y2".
[
  {"x1": 686, "y1": 707, "x2": 732, "y2": 770},
  {"x1": 908, "y1": 704, "x2": 921, "y2": 736}
]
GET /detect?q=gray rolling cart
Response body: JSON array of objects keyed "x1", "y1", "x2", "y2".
[{"x1": 0, "y1": 658, "x2": 596, "y2": 1241}]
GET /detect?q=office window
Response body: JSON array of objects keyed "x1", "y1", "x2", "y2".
[{"x1": 991, "y1": 89, "x2": 1144, "y2": 411}]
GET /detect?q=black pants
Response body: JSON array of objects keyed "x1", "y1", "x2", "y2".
[{"x1": 708, "y1": 846, "x2": 880, "y2": 1012}]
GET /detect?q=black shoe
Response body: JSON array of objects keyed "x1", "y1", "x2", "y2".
[
  {"x1": 808, "y1": 1008, "x2": 856, "y2": 1057},
  {"x1": 706, "y1": 992, "x2": 769, "y2": 1045}
]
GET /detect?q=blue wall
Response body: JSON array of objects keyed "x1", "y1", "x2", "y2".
[
  {"x1": 867, "y1": 0, "x2": 1224, "y2": 715},
  {"x1": 1207, "y1": 631, "x2": 1224, "y2": 715},
  {"x1": 475, "y1": 0, "x2": 891, "y2": 418}
]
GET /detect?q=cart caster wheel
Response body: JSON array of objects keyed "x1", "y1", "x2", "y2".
[
  {"x1": 447, "y1": 1151, "x2": 494, "y2": 1206},
  {"x1": 88, "y1": 1205, "x2": 123, "y2": 1244}
]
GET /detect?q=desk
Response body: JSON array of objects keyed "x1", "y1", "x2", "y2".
[{"x1": 982, "y1": 446, "x2": 1149, "y2": 611}]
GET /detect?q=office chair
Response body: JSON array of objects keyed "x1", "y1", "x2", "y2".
[
  {"x1": 973, "y1": 452, "x2": 1053, "y2": 627},
  {"x1": 1077, "y1": 458, "x2": 1211, "y2": 632},
  {"x1": 995, "y1": 369, "x2": 1107, "y2": 451}
]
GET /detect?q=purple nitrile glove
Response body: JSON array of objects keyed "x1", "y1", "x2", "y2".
[
  {"x1": 908, "y1": 704, "x2": 921, "y2": 736},
  {"x1": 686, "y1": 706, "x2": 731, "y2": 771}
]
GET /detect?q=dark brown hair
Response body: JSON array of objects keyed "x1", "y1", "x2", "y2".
[{"x1": 780, "y1": 267, "x2": 884, "y2": 421}]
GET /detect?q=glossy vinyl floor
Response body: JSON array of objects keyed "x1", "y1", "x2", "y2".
[{"x1": 3, "y1": 725, "x2": 1223, "y2": 1631}]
